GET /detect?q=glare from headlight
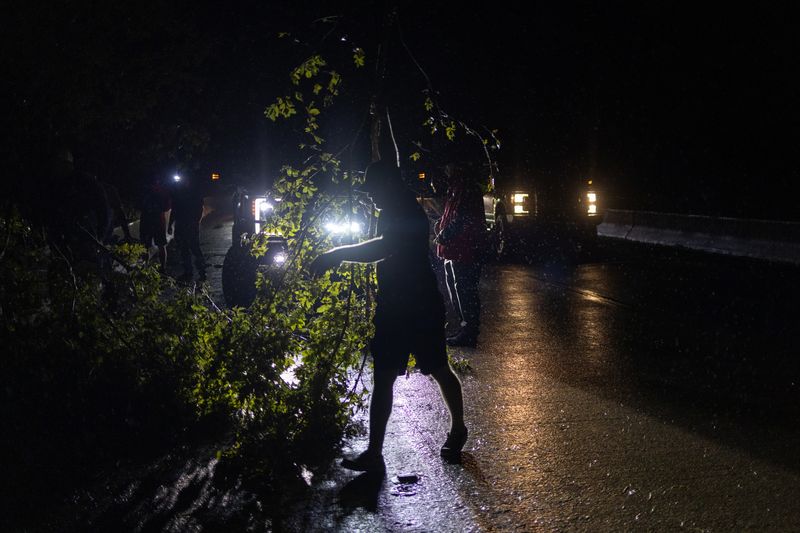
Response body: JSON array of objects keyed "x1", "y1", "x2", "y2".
[
  {"x1": 273, "y1": 252, "x2": 287, "y2": 264},
  {"x1": 173, "y1": 174, "x2": 181, "y2": 183},
  {"x1": 255, "y1": 198, "x2": 274, "y2": 218},
  {"x1": 325, "y1": 221, "x2": 362, "y2": 235},
  {"x1": 588, "y1": 204, "x2": 597, "y2": 215},
  {"x1": 587, "y1": 192, "x2": 597, "y2": 203},
  {"x1": 513, "y1": 193, "x2": 528, "y2": 204}
]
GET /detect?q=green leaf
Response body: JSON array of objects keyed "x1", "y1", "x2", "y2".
[{"x1": 353, "y1": 48, "x2": 365, "y2": 68}]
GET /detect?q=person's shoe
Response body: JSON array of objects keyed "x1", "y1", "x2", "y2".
[
  {"x1": 446, "y1": 331, "x2": 478, "y2": 347},
  {"x1": 341, "y1": 450, "x2": 385, "y2": 472},
  {"x1": 440, "y1": 426, "x2": 468, "y2": 457}
]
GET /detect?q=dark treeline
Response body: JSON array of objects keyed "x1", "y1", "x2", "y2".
[
  {"x1": 4, "y1": 1, "x2": 303, "y2": 206},
  {"x1": 5, "y1": 2, "x2": 799, "y2": 220}
]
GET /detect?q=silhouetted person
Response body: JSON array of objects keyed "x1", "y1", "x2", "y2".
[
  {"x1": 434, "y1": 162, "x2": 486, "y2": 347},
  {"x1": 137, "y1": 175, "x2": 171, "y2": 271},
  {"x1": 310, "y1": 160, "x2": 468, "y2": 472},
  {"x1": 99, "y1": 180, "x2": 133, "y2": 244},
  {"x1": 43, "y1": 148, "x2": 112, "y2": 266},
  {"x1": 168, "y1": 175, "x2": 206, "y2": 282}
]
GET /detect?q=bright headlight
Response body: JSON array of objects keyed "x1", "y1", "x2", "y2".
[
  {"x1": 511, "y1": 192, "x2": 529, "y2": 214},
  {"x1": 254, "y1": 198, "x2": 274, "y2": 218},
  {"x1": 586, "y1": 191, "x2": 598, "y2": 216},
  {"x1": 273, "y1": 252, "x2": 287, "y2": 264},
  {"x1": 325, "y1": 221, "x2": 362, "y2": 236}
]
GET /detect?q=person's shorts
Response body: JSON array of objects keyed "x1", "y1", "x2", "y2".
[
  {"x1": 370, "y1": 315, "x2": 448, "y2": 376},
  {"x1": 140, "y1": 215, "x2": 167, "y2": 247}
]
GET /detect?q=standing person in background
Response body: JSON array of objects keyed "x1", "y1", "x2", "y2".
[
  {"x1": 43, "y1": 148, "x2": 112, "y2": 266},
  {"x1": 168, "y1": 174, "x2": 206, "y2": 282},
  {"x1": 137, "y1": 175, "x2": 171, "y2": 272},
  {"x1": 99, "y1": 180, "x2": 133, "y2": 244},
  {"x1": 434, "y1": 161, "x2": 486, "y2": 348}
]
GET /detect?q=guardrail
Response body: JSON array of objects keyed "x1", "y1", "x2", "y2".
[{"x1": 598, "y1": 209, "x2": 800, "y2": 265}]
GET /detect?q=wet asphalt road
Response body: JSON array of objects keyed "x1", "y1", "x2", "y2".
[{"x1": 137, "y1": 198, "x2": 800, "y2": 531}]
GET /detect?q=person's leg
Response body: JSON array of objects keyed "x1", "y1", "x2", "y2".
[
  {"x1": 452, "y1": 261, "x2": 482, "y2": 338},
  {"x1": 190, "y1": 227, "x2": 206, "y2": 278},
  {"x1": 139, "y1": 218, "x2": 154, "y2": 263},
  {"x1": 367, "y1": 367, "x2": 398, "y2": 454},
  {"x1": 341, "y1": 366, "x2": 396, "y2": 471},
  {"x1": 429, "y1": 364, "x2": 466, "y2": 434},
  {"x1": 443, "y1": 259, "x2": 465, "y2": 326},
  {"x1": 177, "y1": 229, "x2": 192, "y2": 277},
  {"x1": 157, "y1": 244, "x2": 167, "y2": 271}
]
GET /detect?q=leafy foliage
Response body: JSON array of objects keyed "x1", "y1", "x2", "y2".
[
  {"x1": 1, "y1": 194, "x2": 371, "y2": 514},
  {"x1": 2, "y1": 21, "x2": 380, "y2": 514}
]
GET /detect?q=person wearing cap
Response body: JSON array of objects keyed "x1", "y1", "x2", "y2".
[
  {"x1": 433, "y1": 161, "x2": 486, "y2": 347},
  {"x1": 310, "y1": 159, "x2": 469, "y2": 471}
]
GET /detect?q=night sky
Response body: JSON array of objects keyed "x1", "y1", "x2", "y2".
[{"x1": 6, "y1": 2, "x2": 799, "y2": 220}]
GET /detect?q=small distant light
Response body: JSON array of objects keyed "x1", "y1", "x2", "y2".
[
  {"x1": 587, "y1": 192, "x2": 597, "y2": 203},
  {"x1": 273, "y1": 253, "x2": 287, "y2": 264},
  {"x1": 211, "y1": 172, "x2": 220, "y2": 181},
  {"x1": 588, "y1": 179, "x2": 593, "y2": 185},
  {"x1": 173, "y1": 175, "x2": 181, "y2": 182},
  {"x1": 418, "y1": 172, "x2": 426, "y2": 181}
]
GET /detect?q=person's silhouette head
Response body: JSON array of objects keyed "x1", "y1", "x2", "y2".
[{"x1": 360, "y1": 159, "x2": 402, "y2": 208}]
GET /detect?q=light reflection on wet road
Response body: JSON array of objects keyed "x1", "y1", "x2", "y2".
[{"x1": 349, "y1": 249, "x2": 800, "y2": 532}]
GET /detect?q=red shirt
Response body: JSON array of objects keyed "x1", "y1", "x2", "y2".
[{"x1": 435, "y1": 182, "x2": 485, "y2": 262}]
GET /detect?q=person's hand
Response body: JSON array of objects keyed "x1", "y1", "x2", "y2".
[{"x1": 309, "y1": 251, "x2": 340, "y2": 278}]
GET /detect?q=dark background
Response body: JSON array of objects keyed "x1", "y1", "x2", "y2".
[{"x1": 5, "y1": 1, "x2": 798, "y2": 220}]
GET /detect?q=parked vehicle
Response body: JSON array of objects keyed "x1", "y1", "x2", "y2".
[
  {"x1": 222, "y1": 185, "x2": 373, "y2": 308},
  {"x1": 483, "y1": 173, "x2": 604, "y2": 259},
  {"x1": 223, "y1": 187, "x2": 289, "y2": 308},
  {"x1": 415, "y1": 163, "x2": 604, "y2": 261}
]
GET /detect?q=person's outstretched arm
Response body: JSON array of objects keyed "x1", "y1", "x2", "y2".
[{"x1": 310, "y1": 235, "x2": 396, "y2": 277}]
